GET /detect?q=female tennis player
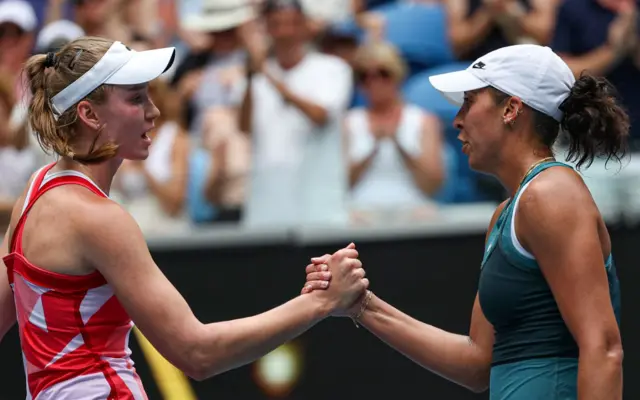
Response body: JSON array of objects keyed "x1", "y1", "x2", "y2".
[
  {"x1": 305, "y1": 44, "x2": 627, "y2": 399},
  {"x1": 0, "y1": 36, "x2": 368, "y2": 400}
]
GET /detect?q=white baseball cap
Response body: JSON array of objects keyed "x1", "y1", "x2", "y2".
[
  {"x1": 36, "y1": 20, "x2": 85, "y2": 53},
  {"x1": 429, "y1": 44, "x2": 575, "y2": 122},
  {"x1": 0, "y1": 0, "x2": 37, "y2": 32},
  {"x1": 51, "y1": 41, "x2": 176, "y2": 119}
]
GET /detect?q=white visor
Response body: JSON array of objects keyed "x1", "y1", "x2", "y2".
[
  {"x1": 51, "y1": 41, "x2": 176, "y2": 119},
  {"x1": 428, "y1": 70, "x2": 488, "y2": 106}
]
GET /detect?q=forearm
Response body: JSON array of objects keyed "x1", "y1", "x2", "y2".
[
  {"x1": 359, "y1": 294, "x2": 490, "y2": 392},
  {"x1": 145, "y1": 175, "x2": 184, "y2": 216},
  {"x1": 238, "y1": 77, "x2": 253, "y2": 135},
  {"x1": 203, "y1": 165, "x2": 224, "y2": 206},
  {"x1": 577, "y1": 349, "x2": 623, "y2": 400},
  {"x1": 282, "y1": 91, "x2": 329, "y2": 127},
  {"x1": 192, "y1": 294, "x2": 329, "y2": 380},
  {"x1": 562, "y1": 46, "x2": 623, "y2": 77},
  {"x1": 398, "y1": 151, "x2": 444, "y2": 195},
  {"x1": 517, "y1": 13, "x2": 554, "y2": 45},
  {"x1": 349, "y1": 157, "x2": 375, "y2": 188},
  {"x1": 449, "y1": 8, "x2": 494, "y2": 58}
]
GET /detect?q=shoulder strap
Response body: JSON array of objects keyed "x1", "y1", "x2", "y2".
[{"x1": 10, "y1": 174, "x2": 108, "y2": 254}]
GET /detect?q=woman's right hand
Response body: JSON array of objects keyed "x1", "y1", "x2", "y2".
[{"x1": 303, "y1": 243, "x2": 369, "y2": 317}]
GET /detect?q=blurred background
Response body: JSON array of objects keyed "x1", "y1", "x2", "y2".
[{"x1": 1, "y1": 0, "x2": 640, "y2": 399}]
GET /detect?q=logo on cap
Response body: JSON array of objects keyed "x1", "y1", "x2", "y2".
[{"x1": 472, "y1": 61, "x2": 486, "y2": 70}]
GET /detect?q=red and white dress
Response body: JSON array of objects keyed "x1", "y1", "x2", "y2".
[{"x1": 3, "y1": 163, "x2": 148, "y2": 400}]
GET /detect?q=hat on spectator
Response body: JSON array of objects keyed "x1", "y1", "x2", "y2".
[
  {"x1": 429, "y1": 44, "x2": 575, "y2": 122},
  {"x1": 36, "y1": 20, "x2": 85, "y2": 53},
  {"x1": 182, "y1": 0, "x2": 256, "y2": 32},
  {"x1": 0, "y1": 0, "x2": 37, "y2": 32},
  {"x1": 50, "y1": 41, "x2": 176, "y2": 119}
]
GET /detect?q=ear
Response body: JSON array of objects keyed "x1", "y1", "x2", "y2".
[
  {"x1": 76, "y1": 100, "x2": 101, "y2": 131},
  {"x1": 503, "y1": 96, "x2": 524, "y2": 126}
]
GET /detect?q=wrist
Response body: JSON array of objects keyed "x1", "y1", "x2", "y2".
[
  {"x1": 306, "y1": 292, "x2": 333, "y2": 320},
  {"x1": 350, "y1": 290, "x2": 373, "y2": 328}
]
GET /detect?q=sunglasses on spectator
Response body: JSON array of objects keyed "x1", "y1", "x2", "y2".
[{"x1": 356, "y1": 68, "x2": 393, "y2": 83}]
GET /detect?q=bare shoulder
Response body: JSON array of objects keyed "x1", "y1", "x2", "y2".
[{"x1": 518, "y1": 166, "x2": 598, "y2": 228}]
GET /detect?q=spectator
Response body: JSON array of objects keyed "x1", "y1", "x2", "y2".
[
  {"x1": 64, "y1": 0, "x2": 124, "y2": 40},
  {"x1": 239, "y1": 0, "x2": 353, "y2": 227},
  {"x1": 551, "y1": 0, "x2": 640, "y2": 149},
  {"x1": 0, "y1": 74, "x2": 41, "y2": 232},
  {"x1": 0, "y1": 1, "x2": 37, "y2": 100},
  {"x1": 35, "y1": 19, "x2": 85, "y2": 53},
  {"x1": 201, "y1": 107, "x2": 251, "y2": 223},
  {"x1": 174, "y1": 0, "x2": 255, "y2": 140},
  {"x1": 446, "y1": 0, "x2": 560, "y2": 61},
  {"x1": 112, "y1": 79, "x2": 191, "y2": 235},
  {"x1": 345, "y1": 42, "x2": 445, "y2": 224}
]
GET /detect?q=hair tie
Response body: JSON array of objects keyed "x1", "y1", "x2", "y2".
[{"x1": 44, "y1": 52, "x2": 57, "y2": 68}]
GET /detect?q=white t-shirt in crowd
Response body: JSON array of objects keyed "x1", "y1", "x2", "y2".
[{"x1": 244, "y1": 52, "x2": 353, "y2": 228}]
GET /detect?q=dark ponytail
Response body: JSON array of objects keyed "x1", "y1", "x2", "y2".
[{"x1": 559, "y1": 73, "x2": 629, "y2": 170}]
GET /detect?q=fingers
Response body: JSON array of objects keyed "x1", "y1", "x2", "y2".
[
  {"x1": 311, "y1": 254, "x2": 331, "y2": 265},
  {"x1": 334, "y1": 248, "x2": 359, "y2": 260},
  {"x1": 306, "y1": 271, "x2": 332, "y2": 282},
  {"x1": 305, "y1": 263, "x2": 327, "y2": 274},
  {"x1": 361, "y1": 278, "x2": 370, "y2": 290},
  {"x1": 353, "y1": 267, "x2": 366, "y2": 280},
  {"x1": 301, "y1": 280, "x2": 329, "y2": 294}
]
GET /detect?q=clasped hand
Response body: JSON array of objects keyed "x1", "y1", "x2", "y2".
[{"x1": 300, "y1": 243, "x2": 369, "y2": 317}]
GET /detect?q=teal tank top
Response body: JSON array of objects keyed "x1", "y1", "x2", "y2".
[{"x1": 478, "y1": 161, "x2": 622, "y2": 399}]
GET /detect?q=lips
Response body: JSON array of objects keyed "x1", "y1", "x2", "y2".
[{"x1": 461, "y1": 142, "x2": 470, "y2": 154}]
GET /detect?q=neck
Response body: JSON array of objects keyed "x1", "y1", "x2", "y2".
[
  {"x1": 57, "y1": 157, "x2": 123, "y2": 195},
  {"x1": 274, "y1": 44, "x2": 305, "y2": 70},
  {"x1": 369, "y1": 96, "x2": 403, "y2": 112},
  {"x1": 494, "y1": 148, "x2": 554, "y2": 197}
]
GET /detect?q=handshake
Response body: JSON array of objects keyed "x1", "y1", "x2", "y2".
[{"x1": 299, "y1": 243, "x2": 371, "y2": 322}]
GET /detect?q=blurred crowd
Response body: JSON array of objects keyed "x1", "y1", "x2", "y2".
[{"x1": 0, "y1": 0, "x2": 639, "y2": 234}]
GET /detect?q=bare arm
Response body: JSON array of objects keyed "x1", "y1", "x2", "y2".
[
  {"x1": 265, "y1": 73, "x2": 329, "y2": 127},
  {"x1": 396, "y1": 114, "x2": 445, "y2": 196},
  {"x1": 558, "y1": 47, "x2": 622, "y2": 78},
  {"x1": 344, "y1": 118, "x2": 378, "y2": 188},
  {"x1": 0, "y1": 226, "x2": 15, "y2": 342},
  {"x1": 238, "y1": 72, "x2": 253, "y2": 135},
  {"x1": 347, "y1": 201, "x2": 508, "y2": 392},
  {"x1": 143, "y1": 129, "x2": 189, "y2": 216},
  {"x1": 516, "y1": 0, "x2": 560, "y2": 45},
  {"x1": 517, "y1": 172, "x2": 623, "y2": 400},
  {"x1": 82, "y1": 201, "x2": 365, "y2": 381},
  {"x1": 446, "y1": 0, "x2": 495, "y2": 58}
]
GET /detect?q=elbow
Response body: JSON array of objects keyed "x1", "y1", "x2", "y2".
[
  {"x1": 579, "y1": 333, "x2": 624, "y2": 370},
  {"x1": 466, "y1": 367, "x2": 491, "y2": 393}
]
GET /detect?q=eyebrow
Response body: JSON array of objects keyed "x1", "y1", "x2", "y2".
[{"x1": 125, "y1": 84, "x2": 147, "y2": 92}]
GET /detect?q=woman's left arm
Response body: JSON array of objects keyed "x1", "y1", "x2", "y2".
[
  {"x1": 144, "y1": 129, "x2": 190, "y2": 217},
  {"x1": 517, "y1": 171, "x2": 623, "y2": 400},
  {"x1": 396, "y1": 113, "x2": 445, "y2": 196}
]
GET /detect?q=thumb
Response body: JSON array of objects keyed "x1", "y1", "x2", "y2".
[{"x1": 346, "y1": 242, "x2": 356, "y2": 250}]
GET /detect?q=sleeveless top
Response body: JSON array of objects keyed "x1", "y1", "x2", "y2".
[
  {"x1": 2, "y1": 163, "x2": 147, "y2": 400},
  {"x1": 478, "y1": 160, "x2": 622, "y2": 366},
  {"x1": 346, "y1": 104, "x2": 435, "y2": 209}
]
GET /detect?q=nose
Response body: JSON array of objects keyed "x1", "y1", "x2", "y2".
[
  {"x1": 146, "y1": 100, "x2": 160, "y2": 121},
  {"x1": 453, "y1": 110, "x2": 464, "y2": 130}
]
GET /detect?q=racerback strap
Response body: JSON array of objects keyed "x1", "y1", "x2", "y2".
[{"x1": 9, "y1": 164, "x2": 108, "y2": 254}]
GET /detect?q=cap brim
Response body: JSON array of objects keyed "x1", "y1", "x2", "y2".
[
  {"x1": 428, "y1": 70, "x2": 488, "y2": 105},
  {"x1": 105, "y1": 47, "x2": 176, "y2": 85}
]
